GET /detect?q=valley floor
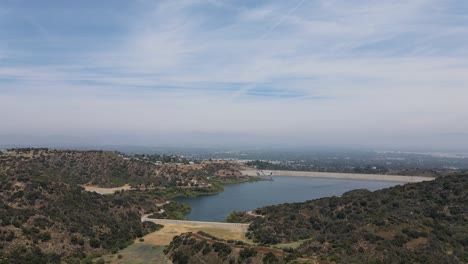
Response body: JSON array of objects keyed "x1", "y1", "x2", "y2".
[
  {"x1": 99, "y1": 242, "x2": 171, "y2": 264},
  {"x1": 99, "y1": 222, "x2": 251, "y2": 263},
  {"x1": 142, "y1": 222, "x2": 252, "y2": 246}
]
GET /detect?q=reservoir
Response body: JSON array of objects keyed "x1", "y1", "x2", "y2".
[{"x1": 174, "y1": 176, "x2": 402, "y2": 222}]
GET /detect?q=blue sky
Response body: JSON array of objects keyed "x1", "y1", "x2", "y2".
[{"x1": 1, "y1": 0, "x2": 468, "y2": 149}]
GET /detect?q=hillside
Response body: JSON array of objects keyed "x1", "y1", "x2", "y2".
[
  {"x1": 0, "y1": 174, "x2": 162, "y2": 263},
  {"x1": 164, "y1": 231, "x2": 295, "y2": 264},
  {"x1": 0, "y1": 148, "x2": 167, "y2": 188},
  {"x1": 0, "y1": 148, "x2": 252, "y2": 188},
  {"x1": 167, "y1": 175, "x2": 467, "y2": 263},
  {"x1": 0, "y1": 148, "x2": 256, "y2": 263}
]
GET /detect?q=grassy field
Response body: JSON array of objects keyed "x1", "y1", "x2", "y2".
[
  {"x1": 143, "y1": 223, "x2": 252, "y2": 246},
  {"x1": 99, "y1": 223, "x2": 251, "y2": 263},
  {"x1": 100, "y1": 242, "x2": 171, "y2": 264}
]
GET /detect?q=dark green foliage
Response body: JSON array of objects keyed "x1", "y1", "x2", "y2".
[
  {"x1": 165, "y1": 232, "x2": 289, "y2": 264},
  {"x1": 226, "y1": 211, "x2": 256, "y2": 223},
  {"x1": 238, "y1": 247, "x2": 257, "y2": 263},
  {"x1": 240, "y1": 175, "x2": 468, "y2": 263},
  {"x1": 213, "y1": 242, "x2": 232, "y2": 258},
  {"x1": 262, "y1": 252, "x2": 279, "y2": 263},
  {"x1": 32, "y1": 217, "x2": 53, "y2": 229},
  {"x1": 202, "y1": 245, "x2": 212, "y2": 255},
  {"x1": 193, "y1": 240, "x2": 207, "y2": 252},
  {"x1": 4, "y1": 231, "x2": 15, "y2": 242},
  {"x1": 89, "y1": 238, "x2": 100, "y2": 248},
  {"x1": 38, "y1": 231, "x2": 51, "y2": 241},
  {"x1": 172, "y1": 251, "x2": 189, "y2": 264},
  {"x1": 70, "y1": 235, "x2": 84, "y2": 245},
  {"x1": 1, "y1": 246, "x2": 61, "y2": 264},
  {"x1": 155, "y1": 202, "x2": 191, "y2": 220},
  {"x1": 0, "y1": 172, "x2": 162, "y2": 262}
]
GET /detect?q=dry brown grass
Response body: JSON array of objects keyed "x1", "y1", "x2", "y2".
[
  {"x1": 99, "y1": 243, "x2": 171, "y2": 264},
  {"x1": 142, "y1": 223, "x2": 251, "y2": 246},
  {"x1": 82, "y1": 184, "x2": 131, "y2": 195},
  {"x1": 404, "y1": 237, "x2": 428, "y2": 249},
  {"x1": 376, "y1": 230, "x2": 396, "y2": 239}
]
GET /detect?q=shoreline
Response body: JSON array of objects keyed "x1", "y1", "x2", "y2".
[{"x1": 241, "y1": 169, "x2": 435, "y2": 183}]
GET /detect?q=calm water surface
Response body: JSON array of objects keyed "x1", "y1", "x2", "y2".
[{"x1": 173, "y1": 176, "x2": 402, "y2": 222}]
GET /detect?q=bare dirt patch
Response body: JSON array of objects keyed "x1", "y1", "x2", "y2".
[
  {"x1": 404, "y1": 237, "x2": 428, "y2": 249},
  {"x1": 82, "y1": 184, "x2": 131, "y2": 195},
  {"x1": 376, "y1": 230, "x2": 396, "y2": 239}
]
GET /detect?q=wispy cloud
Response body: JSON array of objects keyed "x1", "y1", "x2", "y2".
[{"x1": 0, "y1": 0, "x2": 467, "y2": 148}]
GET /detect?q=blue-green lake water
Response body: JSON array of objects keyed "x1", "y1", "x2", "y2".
[{"x1": 173, "y1": 176, "x2": 402, "y2": 222}]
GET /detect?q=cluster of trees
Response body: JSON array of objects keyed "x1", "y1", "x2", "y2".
[
  {"x1": 149, "y1": 201, "x2": 191, "y2": 220},
  {"x1": 165, "y1": 232, "x2": 287, "y2": 264},
  {"x1": 226, "y1": 211, "x2": 256, "y2": 223}
]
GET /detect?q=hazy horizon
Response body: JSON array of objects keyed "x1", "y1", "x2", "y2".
[
  {"x1": 2, "y1": 133, "x2": 468, "y2": 153},
  {"x1": 1, "y1": 1, "x2": 467, "y2": 150}
]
